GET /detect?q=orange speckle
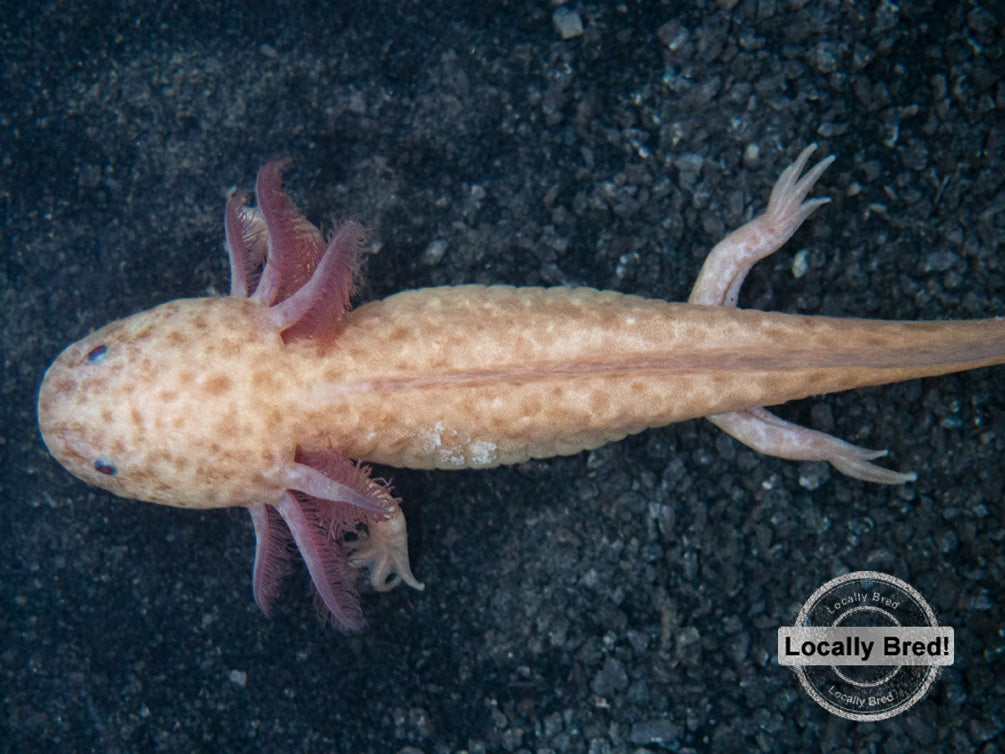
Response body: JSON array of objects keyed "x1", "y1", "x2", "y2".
[
  {"x1": 203, "y1": 373, "x2": 232, "y2": 396},
  {"x1": 216, "y1": 338, "x2": 241, "y2": 357},
  {"x1": 589, "y1": 390, "x2": 611, "y2": 416},
  {"x1": 252, "y1": 370, "x2": 279, "y2": 391}
]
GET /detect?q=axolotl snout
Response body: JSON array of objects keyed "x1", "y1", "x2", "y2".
[{"x1": 38, "y1": 148, "x2": 1005, "y2": 631}]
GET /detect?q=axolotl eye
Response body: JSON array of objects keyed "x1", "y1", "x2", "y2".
[
  {"x1": 86, "y1": 344, "x2": 108, "y2": 363},
  {"x1": 93, "y1": 458, "x2": 117, "y2": 475}
]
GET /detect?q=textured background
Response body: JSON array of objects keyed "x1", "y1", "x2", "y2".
[{"x1": 3, "y1": 1, "x2": 1003, "y2": 751}]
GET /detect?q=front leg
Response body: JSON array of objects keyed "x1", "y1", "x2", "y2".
[{"x1": 689, "y1": 145, "x2": 916, "y2": 484}]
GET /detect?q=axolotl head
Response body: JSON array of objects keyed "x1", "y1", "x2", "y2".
[{"x1": 37, "y1": 296, "x2": 289, "y2": 509}]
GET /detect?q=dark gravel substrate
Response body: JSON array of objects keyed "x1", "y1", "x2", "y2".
[{"x1": 3, "y1": 2, "x2": 1003, "y2": 752}]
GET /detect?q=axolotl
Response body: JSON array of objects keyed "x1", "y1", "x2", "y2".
[{"x1": 38, "y1": 147, "x2": 1005, "y2": 631}]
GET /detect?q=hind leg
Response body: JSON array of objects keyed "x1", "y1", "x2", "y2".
[{"x1": 690, "y1": 145, "x2": 915, "y2": 484}]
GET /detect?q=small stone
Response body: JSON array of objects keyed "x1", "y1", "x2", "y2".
[
  {"x1": 629, "y1": 718, "x2": 681, "y2": 745},
  {"x1": 553, "y1": 7, "x2": 584, "y2": 40},
  {"x1": 591, "y1": 656, "x2": 628, "y2": 696},
  {"x1": 422, "y1": 239, "x2": 448, "y2": 266},
  {"x1": 791, "y1": 248, "x2": 809, "y2": 278}
]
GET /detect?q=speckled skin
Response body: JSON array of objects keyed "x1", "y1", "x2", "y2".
[
  {"x1": 35, "y1": 150, "x2": 1005, "y2": 630},
  {"x1": 38, "y1": 283, "x2": 1005, "y2": 510}
]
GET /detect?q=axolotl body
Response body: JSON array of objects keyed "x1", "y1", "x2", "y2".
[{"x1": 38, "y1": 148, "x2": 1005, "y2": 631}]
